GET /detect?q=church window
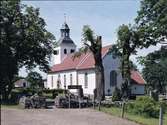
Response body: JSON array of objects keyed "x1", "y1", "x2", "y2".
[
  {"x1": 64, "y1": 75, "x2": 66, "y2": 88},
  {"x1": 51, "y1": 76, "x2": 53, "y2": 88},
  {"x1": 70, "y1": 74, "x2": 72, "y2": 85},
  {"x1": 71, "y1": 49, "x2": 75, "y2": 53},
  {"x1": 23, "y1": 82, "x2": 26, "y2": 87},
  {"x1": 84, "y1": 73, "x2": 88, "y2": 88},
  {"x1": 58, "y1": 74, "x2": 61, "y2": 79},
  {"x1": 64, "y1": 49, "x2": 67, "y2": 54},
  {"x1": 110, "y1": 70, "x2": 117, "y2": 87},
  {"x1": 53, "y1": 50, "x2": 59, "y2": 55}
]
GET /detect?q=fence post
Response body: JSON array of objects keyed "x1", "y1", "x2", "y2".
[
  {"x1": 93, "y1": 96, "x2": 95, "y2": 109},
  {"x1": 69, "y1": 94, "x2": 71, "y2": 109},
  {"x1": 79, "y1": 97, "x2": 81, "y2": 109},
  {"x1": 159, "y1": 105, "x2": 163, "y2": 125},
  {"x1": 121, "y1": 101, "x2": 125, "y2": 118}
]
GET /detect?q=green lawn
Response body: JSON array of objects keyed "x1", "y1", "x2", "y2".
[{"x1": 98, "y1": 106, "x2": 167, "y2": 125}]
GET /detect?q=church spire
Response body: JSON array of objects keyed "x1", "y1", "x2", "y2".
[
  {"x1": 60, "y1": 14, "x2": 70, "y2": 38},
  {"x1": 57, "y1": 15, "x2": 75, "y2": 45}
]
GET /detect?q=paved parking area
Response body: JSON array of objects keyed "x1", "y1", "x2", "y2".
[{"x1": 1, "y1": 108, "x2": 140, "y2": 125}]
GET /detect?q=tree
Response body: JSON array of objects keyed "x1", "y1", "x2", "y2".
[
  {"x1": 110, "y1": 24, "x2": 142, "y2": 98},
  {"x1": 26, "y1": 71, "x2": 43, "y2": 90},
  {"x1": 74, "y1": 25, "x2": 105, "y2": 109},
  {"x1": 136, "y1": 0, "x2": 167, "y2": 46},
  {"x1": 138, "y1": 46, "x2": 167, "y2": 94},
  {"x1": 0, "y1": 0, "x2": 55, "y2": 101}
]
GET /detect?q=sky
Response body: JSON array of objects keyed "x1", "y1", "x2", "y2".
[{"x1": 19, "y1": 0, "x2": 160, "y2": 78}]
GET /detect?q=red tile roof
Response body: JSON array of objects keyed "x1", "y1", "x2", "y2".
[
  {"x1": 131, "y1": 70, "x2": 145, "y2": 85},
  {"x1": 50, "y1": 45, "x2": 112, "y2": 72},
  {"x1": 50, "y1": 45, "x2": 145, "y2": 85}
]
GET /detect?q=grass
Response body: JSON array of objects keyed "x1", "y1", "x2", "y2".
[
  {"x1": 1, "y1": 104, "x2": 19, "y2": 109},
  {"x1": 98, "y1": 106, "x2": 167, "y2": 125}
]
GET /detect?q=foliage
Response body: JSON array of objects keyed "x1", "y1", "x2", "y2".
[
  {"x1": 100, "y1": 106, "x2": 167, "y2": 125},
  {"x1": 110, "y1": 24, "x2": 143, "y2": 98},
  {"x1": 138, "y1": 46, "x2": 167, "y2": 94},
  {"x1": 112, "y1": 87, "x2": 122, "y2": 101},
  {"x1": 127, "y1": 96, "x2": 160, "y2": 118},
  {"x1": 42, "y1": 89, "x2": 65, "y2": 99},
  {"x1": 0, "y1": 0, "x2": 55, "y2": 100},
  {"x1": 136, "y1": 0, "x2": 167, "y2": 46},
  {"x1": 74, "y1": 25, "x2": 105, "y2": 101},
  {"x1": 10, "y1": 88, "x2": 33, "y2": 104},
  {"x1": 26, "y1": 71, "x2": 43, "y2": 90}
]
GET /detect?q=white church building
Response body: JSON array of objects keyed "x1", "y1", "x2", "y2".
[{"x1": 46, "y1": 22, "x2": 145, "y2": 96}]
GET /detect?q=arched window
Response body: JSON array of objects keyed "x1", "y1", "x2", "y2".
[
  {"x1": 23, "y1": 82, "x2": 26, "y2": 87},
  {"x1": 70, "y1": 74, "x2": 72, "y2": 85},
  {"x1": 84, "y1": 73, "x2": 88, "y2": 88},
  {"x1": 110, "y1": 70, "x2": 117, "y2": 87},
  {"x1": 64, "y1": 49, "x2": 67, "y2": 54}
]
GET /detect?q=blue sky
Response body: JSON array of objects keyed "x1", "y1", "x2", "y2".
[
  {"x1": 22, "y1": 0, "x2": 140, "y2": 46},
  {"x1": 19, "y1": 0, "x2": 160, "y2": 78}
]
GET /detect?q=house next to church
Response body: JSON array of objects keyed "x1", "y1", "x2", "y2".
[{"x1": 46, "y1": 22, "x2": 145, "y2": 96}]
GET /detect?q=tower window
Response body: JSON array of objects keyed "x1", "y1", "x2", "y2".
[
  {"x1": 53, "y1": 50, "x2": 59, "y2": 55},
  {"x1": 64, "y1": 49, "x2": 67, "y2": 54},
  {"x1": 71, "y1": 49, "x2": 75, "y2": 53}
]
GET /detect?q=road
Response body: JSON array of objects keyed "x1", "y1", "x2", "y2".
[{"x1": 1, "y1": 108, "x2": 140, "y2": 125}]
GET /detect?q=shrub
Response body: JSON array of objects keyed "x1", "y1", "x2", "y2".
[
  {"x1": 52, "y1": 90, "x2": 58, "y2": 99},
  {"x1": 112, "y1": 87, "x2": 122, "y2": 101},
  {"x1": 42, "y1": 89, "x2": 66, "y2": 99},
  {"x1": 127, "y1": 96, "x2": 159, "y2": 118}
]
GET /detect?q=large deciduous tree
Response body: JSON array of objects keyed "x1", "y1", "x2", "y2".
[
  {"x1": 74, "y1": 25, "x2": 105, "y2": 108},
  {"x1": 136, "y1": 0, "x2": 167, "y2": 97},
  {"x1": 110, "y1": 24, "x2": 142, "y2": 98},
  {"x1": 0, "y1": 0, "x2": 55, "y2": 101}
]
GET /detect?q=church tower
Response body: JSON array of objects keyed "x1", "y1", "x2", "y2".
[{"x1": 53, "y1": 22, "x2": 76, "y2": 64}]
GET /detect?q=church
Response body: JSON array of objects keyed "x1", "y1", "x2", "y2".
[{"x1": 46, "y1": 22, "x2": 145, "y2": 96}]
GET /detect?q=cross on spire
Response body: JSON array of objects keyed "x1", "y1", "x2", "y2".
[{"x1": 64, "y1": 13, "x2": 66, "y2": 23}]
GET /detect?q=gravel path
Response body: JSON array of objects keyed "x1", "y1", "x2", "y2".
[{"x1": 1, "y1": 108, "x2": 140, "y2": 125}]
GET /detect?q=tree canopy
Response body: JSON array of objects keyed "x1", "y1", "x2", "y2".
[
  {"x1": 26, "y1": 71, "x2": 43, "y2": 89},
  {"x1": 136, "y1": 0, "x2": 167, "y2": 46},
  {"x1": 138, "y1": 46, "x2": 167, "y2": 94},
  {"x1": 0, "y1": 0, "x2": 55, "y2": 100}
]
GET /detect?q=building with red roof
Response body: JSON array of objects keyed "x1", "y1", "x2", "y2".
[{"x1": 46, "y1": 22, "x2": 145, "y2": 96}]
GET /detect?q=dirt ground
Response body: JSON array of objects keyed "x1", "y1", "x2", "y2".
[{"x1": 1, "y1": 108, "x2": 140, "y2": 125}]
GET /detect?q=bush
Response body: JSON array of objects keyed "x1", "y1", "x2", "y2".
[
  {"x1": 127, "y1": 96, "x2": 159, "y2": 118},
  {"x1": 42, "y1": 89, "x2": 64, "y2": 94},
  {"x1": 112, "y1": 87, "x2": 122, "y2": 101},
  {"x1": 42, "y1": 89, "x2": 66, "y2": 99}
]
